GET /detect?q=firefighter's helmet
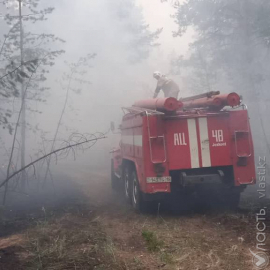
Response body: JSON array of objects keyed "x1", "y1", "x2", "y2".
[{"x1": 153, "y1": 71, "x2": 162, "y2": 79}]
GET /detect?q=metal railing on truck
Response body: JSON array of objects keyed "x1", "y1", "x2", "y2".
[{"x1": 122, "y1": 107, "x2": 167, "y2": 164}]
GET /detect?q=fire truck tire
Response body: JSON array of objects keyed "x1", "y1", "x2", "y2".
[
  {"x1": 131, "y1": 169, "x2": 145, "y2": 212},
  {"x1": 111, "y1": 159, "x2": 118, "y2": 190},
  {"x1": 123, "y1": 164, "x2": 132, "y2": 204}
]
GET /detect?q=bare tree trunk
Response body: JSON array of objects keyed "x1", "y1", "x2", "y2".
[
  {"x1": 43, "y1": 70, "x2": 74, "y2": 185},
  {"x1": 3, "y1": 55, "x2": 48, "y2": 205},
  {"x1": 43, "y1": 54, "x2": 96, "y2": 184},
  {"x1": 19, "y1": 0, "x2": 26, "y2": 189}
]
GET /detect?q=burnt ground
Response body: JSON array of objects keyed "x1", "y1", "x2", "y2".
[{"x1": 0, "y1": 167, "x2": 269, "y2": 270}]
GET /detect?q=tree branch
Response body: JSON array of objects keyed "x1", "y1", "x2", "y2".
[
  {"x1": 0, "y1": 136, "x2": 106, "y2": 190},
  {"x1": 0, "y1": 59, "x2": 38, "y2": 81}
]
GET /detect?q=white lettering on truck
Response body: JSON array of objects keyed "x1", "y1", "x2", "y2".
[
  {"x1": 212, "y1": 130, "x2": 226, "y2": 147},
  {"x1": 174, "y1": 133, "x2": 187, "y2": 146},
  {"x1": 212, "y1": 130, "x2": 224, "y2": 142}
]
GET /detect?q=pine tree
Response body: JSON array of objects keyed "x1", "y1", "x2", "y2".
[{"x1": 0, "y1": 0, "x2": 65, "y2": 187}]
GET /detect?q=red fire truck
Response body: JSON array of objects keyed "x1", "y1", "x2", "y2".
[{"x1": 111, "y1": 92, "x2": 256, "y2": 211}]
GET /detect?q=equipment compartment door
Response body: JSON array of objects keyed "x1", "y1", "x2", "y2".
[{"x1": 166, "y1": 119, "x2": 196, "y2": 170}]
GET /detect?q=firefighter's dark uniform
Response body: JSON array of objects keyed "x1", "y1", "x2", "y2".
[{"x1": 153, "y1": 76, "x2": 180, "y2": 99}]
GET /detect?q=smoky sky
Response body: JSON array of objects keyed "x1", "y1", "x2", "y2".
[
  {"x1": 32, "y1": 0, "x2": 190, "y2": 137},
  {"x1": 0, "y1": 0, "x2": 192, "y2": 171}
]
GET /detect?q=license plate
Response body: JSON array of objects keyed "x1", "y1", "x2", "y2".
[{"x1": 146, "y1": 177, "x2": 172, "y2": 183}]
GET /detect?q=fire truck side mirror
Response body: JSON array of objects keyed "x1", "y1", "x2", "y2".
[{"x1": 110, "y1": 121, "x2": 115, "y2": 132}]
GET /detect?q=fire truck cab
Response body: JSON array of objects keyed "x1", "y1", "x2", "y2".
[{"x1": 111, "y1": 92, "x2": 256, "y2": 211}]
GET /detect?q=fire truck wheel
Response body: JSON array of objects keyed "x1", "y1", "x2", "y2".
[
  {"x1": 111, "y1": 159, "x2": 118, "y2": 190},
  {"x1": 131, "y1": 169, "x2": 144, "y2": 212},
  {"x1": 123, "y1": 165, "x2": 132, "y2": 204}
]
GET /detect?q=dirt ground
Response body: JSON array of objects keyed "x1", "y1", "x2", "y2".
[{"x1": 0, "y1": 167, "x2": 269, "y2": 270}]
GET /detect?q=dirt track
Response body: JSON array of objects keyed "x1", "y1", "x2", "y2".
[{"x1": 0, "y1": 168, "x2": 269, "y2": 269}]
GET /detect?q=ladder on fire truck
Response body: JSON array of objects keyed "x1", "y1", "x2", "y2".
[{"x1": 122, "y1": 106, "x2": 167, "y2": 164}]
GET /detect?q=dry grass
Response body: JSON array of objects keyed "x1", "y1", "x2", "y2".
[
  {"x1": 0, "y1": 199, "x2": 127, "y2": 270},
  {"x1": 137, "y1": 212, "x2": 257, "y2": 270},
  {"x1": 1, "y1": 173, "x2": 269, "y2": 270},
  {"x1": 22, "y1": 211, "x2": 126, "y2": 270},
  {"x1": 141, "y1": 230, "x2": 164, "y2": 252}
]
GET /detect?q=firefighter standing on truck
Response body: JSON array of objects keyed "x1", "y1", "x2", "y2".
[{"x1": 153, "y1": 71, "x2": 180, "y2": 99}]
